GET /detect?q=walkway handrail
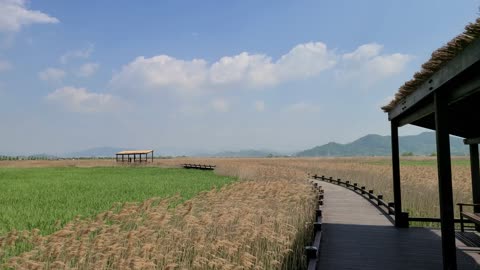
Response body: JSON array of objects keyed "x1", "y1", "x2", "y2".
[
  {"x1": 311, "y1": 174, "x2": 471, "y2": 226},
  {"x1": 311, "y1": 174, "x2": 396, "y2": 216},
  {"x1": 305, "y1": 181, "x2": 324, "y2": 270}
]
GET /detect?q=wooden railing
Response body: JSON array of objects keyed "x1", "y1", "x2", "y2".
[
  {"x1": 311, "y1": 174, "x2": 396, "y2": 216},
  {"x1": 304, "y1": 181, "x2": 324, "y2": 270},
  {"x1": 311, "y1": 174, "x2": 471, "y2": 227},
  {"x1": 182, "y1": 164, "x2": 216, "y2": 170}
]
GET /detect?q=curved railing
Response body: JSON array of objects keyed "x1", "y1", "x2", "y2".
[
  {"x1": 311, "y1": 174, "x2": 471, "y2": 227},
  {"x1": 304, "y1": 181, "x2": 324, "y2": 270},
  {"x1": 311, "y1": 174, "x2": 396, "y2": 216}
]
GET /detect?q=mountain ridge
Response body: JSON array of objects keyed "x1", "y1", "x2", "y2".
[{"x1": 296, "y1": 132, "x2": 467, "y2": 157}]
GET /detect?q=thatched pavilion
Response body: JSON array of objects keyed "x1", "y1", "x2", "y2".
[
  {"x1": 383, "y1": 18, "x2": 480, "y2": 270},
  {"x1": 116, "y1": 150, "x2": 154, "y2": 163}
]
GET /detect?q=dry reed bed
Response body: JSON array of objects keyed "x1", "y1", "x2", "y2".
[
  {"x1": 157, "y1": 157, "x2": 472, "y2": 218},
  {"x1": 1, "y1": 161, "x2": 317, "y2": 270}
]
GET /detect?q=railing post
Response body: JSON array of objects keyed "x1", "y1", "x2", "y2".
[
  {"x1": 353, "y1": 183, "x2": 358, "y2": 191},
  {"x1": 368, "y1": 190, "x2": 374, "y2": 199},
  {"x1": 305, "y1": 246, "x2": 318, "y2": 259},
  {"x1": 378, "y1": 194, "x2": 383, "y2": 206},
  {"x1": 337, "y1": 178, "x2": 341, "y2": 185},
  {"x1": 459, "y1": 204, "x2": 464, "y2": 232},
  {"x1": 388, "y1": 202, "x2": 395, "y2": 215},
  {"x1": 361, "y1": 186, "x2": 366, "y2": 194}
]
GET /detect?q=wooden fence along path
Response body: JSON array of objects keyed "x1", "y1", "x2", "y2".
[
  {"x1": 305, "y1": 182, "x2": 324, "y2": 270},
  {"x1": 181, "y1": 164, "x2": 216, "y2": 170},
  {"x1": 311, "y1": 176, "x2": 480, "y2": 270}
]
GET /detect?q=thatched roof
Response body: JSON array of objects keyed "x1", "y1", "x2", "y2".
[{"x1": 382, "y1": 17, "x2": 480, "y2": 112}]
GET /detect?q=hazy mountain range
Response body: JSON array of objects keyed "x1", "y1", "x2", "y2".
[
  {"x1": 1, "y1": 132, "x2": 469, "y2": 158},
  {"x1": 296, "y1": 132, "x2": 468, "y2": 157}
]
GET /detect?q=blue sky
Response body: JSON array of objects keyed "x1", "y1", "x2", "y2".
[{"x1": 0, "y1": 0, "x2": 479, "y2": 155}]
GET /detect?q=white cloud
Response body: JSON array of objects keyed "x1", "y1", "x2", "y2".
[
  {"x1": 285, "y1": 102, "x2": 320, "y2": 113},
  {"x1": 337, "y1": 43, "x2": 411, "y2": 86},
  {"x1": 46, "y1": 86, "x2": 126, "y2": 113},
  {"x1": 211, "y1": 98, "x2": 229, "y2": 112},
  {"x1": 275, "y1": 42, "x2": 336, "y2": 81},
  {"x1": 110, "y1": 42, "x2": 411, "y2": 97},
  {"x1": 254, "y1": 100, "x2": 265, "y2": 112},
  {"x1": 0, "y1": 0, "x2": 59, "y2": 32},
  {"x1": 0, "y1": 59, "x2": 12, "y2": 71},
  {"x1": 60, "y1": 44, "x2": 94, "y2": 64},
  {"x1": 38, "y1": 67, "x2": 65, "y2": 82},
  {"x1": 110, "y1": 42, "x2": 337, "y2": 95},
  {"x1": 76, "y1": 62, "x2": 99, "y2": 77},
  {"x1": 111, "y1": 55, "x2": 208, "y2": 95}
]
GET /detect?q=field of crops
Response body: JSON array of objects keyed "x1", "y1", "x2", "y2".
[
  {"x1": 0, "y1": 157, "x2": 474, "y2": 269},
  {"x1": 0, "y1": 161, "x2": 317, "y2": 269},
  {"x1": 0, "y1": 167, "x2": 235, "y2": 235}
]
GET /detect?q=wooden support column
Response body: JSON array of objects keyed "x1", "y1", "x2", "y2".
[
  {"x1": 434, "y1": 92, "x2": 457, "y2": 270},
  {"x1": 470, "y1": 144, "x2": 480, "y2": 221},
  {"x1": 152, "y1": 151, "x2": 154, "y2": 162},
  {"x1": 391, "y1": 121, "x2": 406, "y2": 227}
]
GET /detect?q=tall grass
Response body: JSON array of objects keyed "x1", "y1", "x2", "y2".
[
  {"x1": 0, "y1": 167, "x2": 235, "y2": 236},
  {"x1": 0, "y1": 161, "x2": 317, "y2": 269}
]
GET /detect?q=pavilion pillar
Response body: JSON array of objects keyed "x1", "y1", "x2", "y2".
[
  {"x1": 470, "y1": 144, "x2": 480, "y2": 224},
  {"x1": 152, "y1": 151, "x2": 154, "y2": 162},
  {"x1": 391, "y1": 121, "x2": 407, "y2": 227},
  {"x1": 434, "y1": 92, "x2": 457, "y2": 270}
]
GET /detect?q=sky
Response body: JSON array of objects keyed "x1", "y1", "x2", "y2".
[{"x1": 0, "y1": 0, "x2": 479, "y2": 155}]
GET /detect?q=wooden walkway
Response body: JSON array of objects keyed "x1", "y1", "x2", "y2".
[{"x1": 315, "y1": 180, "x2": 480, "y2": 270}]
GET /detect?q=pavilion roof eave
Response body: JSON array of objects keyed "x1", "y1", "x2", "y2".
[
  {"x1": 116, "y1": 150, "x2": 154, "y2": 155},
  {"x1": 387, "y1": 37, "x2": 480, "y2": 123}
]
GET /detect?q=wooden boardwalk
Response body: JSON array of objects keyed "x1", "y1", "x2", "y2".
[{"x1": 315, "y1": 180, "x2": 480, "y2": 270}]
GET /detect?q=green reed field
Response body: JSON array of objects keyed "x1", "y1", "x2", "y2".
[{"x1": 0, "y1": 167, "x2": 235, "y2": 236}]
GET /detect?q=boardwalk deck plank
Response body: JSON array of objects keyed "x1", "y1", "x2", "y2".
[{"x1": 314, "y1": 180, "x2": 480, "y2": 270}]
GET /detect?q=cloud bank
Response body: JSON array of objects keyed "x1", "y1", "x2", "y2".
[
  {"x1": 110, "y1": 42, "x2": 337, "y2": 94},
  {"x1": 110, "y1": 42, "x2": 410, "y2": 96},
  {"x1": 0, "y1": 0, "x2": 59, "y2": 32}
]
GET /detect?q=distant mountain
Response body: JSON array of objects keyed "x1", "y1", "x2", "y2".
[
  {"x1": 296, "y1": 132, "x2": 468, "y2": 157},
  {"x1": 64, "y1": 147, "x2": 128, "y2": 158},
  {"x1": 201, "y1": 149, "x2": 283, "y2": 158}
]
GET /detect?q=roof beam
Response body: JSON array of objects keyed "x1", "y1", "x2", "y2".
[
  {"x1": 464, "y1": 137, "x2": 480, "y2": 145},
  {"x1": 396, "y1": 100, "x2": 434, "y2": 127}
]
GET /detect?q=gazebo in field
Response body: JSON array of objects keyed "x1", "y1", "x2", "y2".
[
  {"x1": 116, "y1": 150, "x2": 154, "y2": 163},
  {"x1": 383, "y1": 18, "x2": 480, "y2": 270}
]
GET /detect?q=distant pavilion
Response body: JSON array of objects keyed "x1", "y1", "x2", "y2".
[{"x1": 116, "y1": 150, "x2": 154, "y2": 163}]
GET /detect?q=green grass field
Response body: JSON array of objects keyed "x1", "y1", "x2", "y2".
[{"x1": 0, "y1": 167, "x2": 235, "y2": 235}]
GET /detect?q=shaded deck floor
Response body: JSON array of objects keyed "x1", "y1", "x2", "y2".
[{"x1": 315, "y1": 180, "x2": 480, "y2": 270}]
